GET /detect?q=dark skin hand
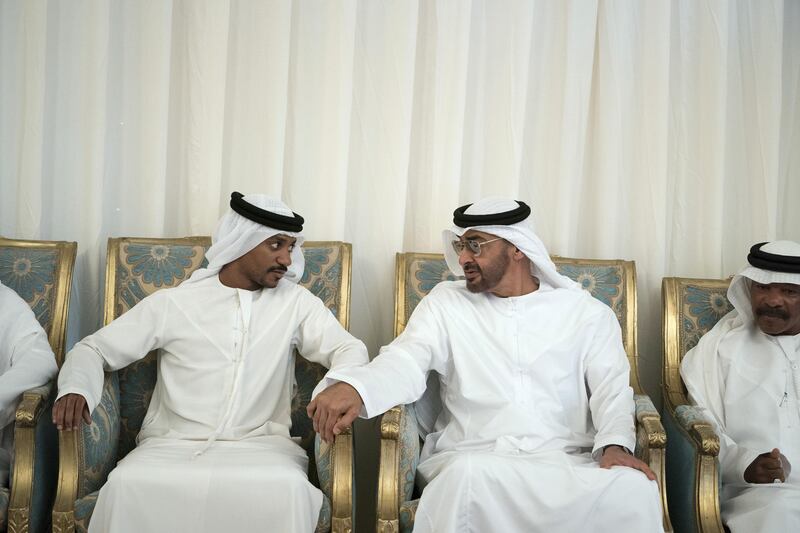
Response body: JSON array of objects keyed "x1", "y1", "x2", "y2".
[
  {"x1": 307, "y1": 382, "x2": 363, "y2": 443},
  {"x1": 744, "y1": 448, "x2": 791, "y2": 483},
  {"x1": 52, "y1": 393, "x2": 92, "y2": 431},
  {"x1": 599, "y1": 445, "x2": 657, "y2": 481}
]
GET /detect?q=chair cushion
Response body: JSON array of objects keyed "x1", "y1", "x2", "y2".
[
  {"x1": 0, "y1": 486, "x2": 8, "y2": 532},
  {"x1": 398, "y1": 404, "x2": 420, "y2": 504},
  {"x1": 315, "y1": 494, "x2": 332, "y2": 533},
  {"x1": 74, "y1": 490, "x2": 99, "y2": 533},
  {"x1": 0, "y1": 247, "x2": 59, "y2": 333},
  {"x1": 79, "y1": 374, "x2": 120, "y2": 498},
  {"x1": 680, "y1": 285, "x2": 733, "y2": 356},
  {"x1": 399, "y1": 498, "x2": 419, "y2": 533}
]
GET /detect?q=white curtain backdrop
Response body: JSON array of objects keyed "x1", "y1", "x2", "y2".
[{"x1": 2, "y1": 0, "x2": 799, "y2": 415}]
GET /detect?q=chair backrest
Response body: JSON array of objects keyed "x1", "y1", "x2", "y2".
[
  {"x1": 662, "y1": 277, "x2": 732, "y2": 409},
  {"x1": 394, "y1": 253, "x2": 643, "y2": 391},
  {"x1": 0, "y1": 237, "x2": 77, "y2": 366},
  {"x1": 103, "y1": 237, "x2": 352, "y2": 458}
]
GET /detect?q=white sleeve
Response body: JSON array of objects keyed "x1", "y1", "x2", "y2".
[
  {"x1": 0, "y1": 294, "x2": 58, "y2": 427},
  {"x1": 293, "y1": 291, "x2": 369, "y2": 396},
  {"x1": 317, "y1": 294, "x2": 450, "y2": 418},
  {"x1": 681, "y1": 344, "x2": 762, "y2": 484},
  {"x1": 584, "y1": 307, "x2": 636, "y2": 457},
  {"x1": 57, "y1": 292, "x2": 169, "y2": 414}
]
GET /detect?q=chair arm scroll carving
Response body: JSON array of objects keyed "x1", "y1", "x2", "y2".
[
  {"x1": 634, "y1": 394, "x2": 667, "y2": 449},
  {"x1": 376, "y1": 406, "x2": 404, "y2": 533},
  {"x1": 674, "y1": 404, "x2": 720, "y2": 456},
  {"x1": 9, "y1": 383, "x2": 56, "y2": 533},
  {"x1": 14, "y1": 384, "x2": 53, "y2": 428},
  {"x1": 330, "y1": 427, "x2": 353, "y2": 533}
]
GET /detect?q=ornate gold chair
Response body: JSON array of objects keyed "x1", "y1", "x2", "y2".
[
  {"x1": 377, "y1": 253, "x2": 672, "y2": 533},
  {"x1": 51, "y1": 237, "x2": 355, "y2": 533},
  {"x1": 662, "y1": 277, "x2": 733, "y2": 533},
  {"x1": 0, "y1": 237, "x2": 76, "y2": 533}
]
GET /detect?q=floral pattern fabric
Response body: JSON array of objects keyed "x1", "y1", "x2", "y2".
[
  {"x1": 399, "y1": 498, "x2": 419, "y2": 533},
  {"x1": 80, "y1": 373, "x2": 121, "y2": 499},
  {"x1": 679, "y1": 284, "x2": 732, "y2": 356},
  {"x1": 74, "y1": 490, "x2": 99, "y2": 533},
  {"x1": 0, "y1": 247, "x2": 59, "y2": 332}
]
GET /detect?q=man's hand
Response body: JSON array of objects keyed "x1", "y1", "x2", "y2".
[
  {"x1": 744, "y1": 448, "x2": 790, "y2": 484},
  {"x1": 600, "y1": 445, "x2": 657, "y2": 481},
  {"x1": 52, "y1": 393, "x2": 91, "y2": 431},
  {"x1": 306, "y1": 382, "x2": 363, "y2": 444}
]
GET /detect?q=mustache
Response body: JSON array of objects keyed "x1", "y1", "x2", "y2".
[
  {"x1": 267, "y1": 266, "x2": 288, "y2": 273},
  {"x1": 463, "y1": 263, "x2": 481, "y2": 274},
  {"x1": 755, "y1": 307, "x2": 790, "y2": 320}
]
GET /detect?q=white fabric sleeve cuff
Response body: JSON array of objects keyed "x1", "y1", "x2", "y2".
[
  {"x1": 725, "y1": 446, "x2": 764, "y2": 485},
  {"x1": 56, "y1": 346, "x2": 106, "y2": 415},
  {"x1": 55, "y1": 386, "x2": 99, "y2": 416},
  {"x1": 313, "y1": 370, "x2": 376, "y2": 419},
  {"x1": 592, "y1": 434, "x2": 636, "y2": 461}
]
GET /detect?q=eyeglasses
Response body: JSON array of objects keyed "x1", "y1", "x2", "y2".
[{"x1": 451, "y1": 237, "x2": 504, "y2": 257}]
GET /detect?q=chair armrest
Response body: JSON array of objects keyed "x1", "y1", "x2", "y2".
[
  {"x1": 327, "y1": 427, "x2": 354, "y2": 533},
  {"x1": 53, "y1": 372, "x2": 122, "y2": 531},
  {"x1": 663, "y1": 403, "x2": 724, "y2": 533},
  {"x1": 377, "y1": 406, "x2": 403, "y2": 533},
  {"x1": 13, "y1": 384, "x2": 52, "y2": 428},
  {"x1": 8, "y1": 383, "x2": 56, "y2": 533},
  {"x1": 634, "y1": 394, "x2": 667, "y2": 452},
  {"x1": 673, "y1": 405, "x2": 720, "y2": 456},
  {"x1": 633, "y1": 394, "x2": 672, "y2": 532}
]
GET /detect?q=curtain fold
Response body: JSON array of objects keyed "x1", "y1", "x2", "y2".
[{"x1": 1, "y1": 0, "x2": 798, "y2": 404}]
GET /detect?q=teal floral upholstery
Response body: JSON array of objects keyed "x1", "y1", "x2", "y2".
[
  {"x1": 0, "y1": 247, "x2": 57, "y2": 328},
  {"x1": 315, "y1": 494, "x2": 332, "y2": 533},
  {"x1": 78, "y1": 374, "x2": 121, "y2": 498},
  {"x1": 0, "y1": 486, "x2": 8, "y2": 532},
  {"x1": 399, "y1": 498, "x2": 419, "y2": 533},
  {"x1": 679, "y1": 284, "x2": 732, "y2": 355},
  {"x1": 403, "y1": 256, "x2": 457, "y2": 322},
  {"x1": 398, "y1": 404, "x2": 420, "y2": 504},
  {"x1": 70, "y1": 238, "x2": 348, "y2": 532},
  {"x1": 73, "y1": 491, "x2": 98, "y2": 533}
]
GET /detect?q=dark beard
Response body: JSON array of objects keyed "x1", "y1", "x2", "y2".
[{"x1": 464, "y1": 253, "x2": 510, "y2": 293}]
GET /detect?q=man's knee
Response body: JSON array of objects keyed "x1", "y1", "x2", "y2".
[{"x1": 600, "y1": 468, "x2": 660, "y2": 514}]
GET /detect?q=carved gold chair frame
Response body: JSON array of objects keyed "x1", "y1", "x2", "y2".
[
  {"x1": 51, "y1": 237, "x2": 354, "y2": 533},
  {"x1": 377, "y1": 253, "x2": 672, "y2": 533},
  {"x1": 1, "y1": 237, "x2": 76, "y2": 533},
  {"x1": 662, "y1": 277, "x2": 729, "y2": 533}
]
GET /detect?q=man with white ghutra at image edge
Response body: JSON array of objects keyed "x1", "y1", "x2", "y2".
[{"x1": 682, "y1": 240, "x2": 800, "y2": 533}]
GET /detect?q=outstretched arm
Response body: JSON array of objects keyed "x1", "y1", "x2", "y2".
[{"x1": 309, "y1": 293, "x2": 450, "y2": 442}]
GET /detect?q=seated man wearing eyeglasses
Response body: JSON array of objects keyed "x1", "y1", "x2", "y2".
[{"x1": 309, "y1": 197, "x2": 664, "y2": 533}]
